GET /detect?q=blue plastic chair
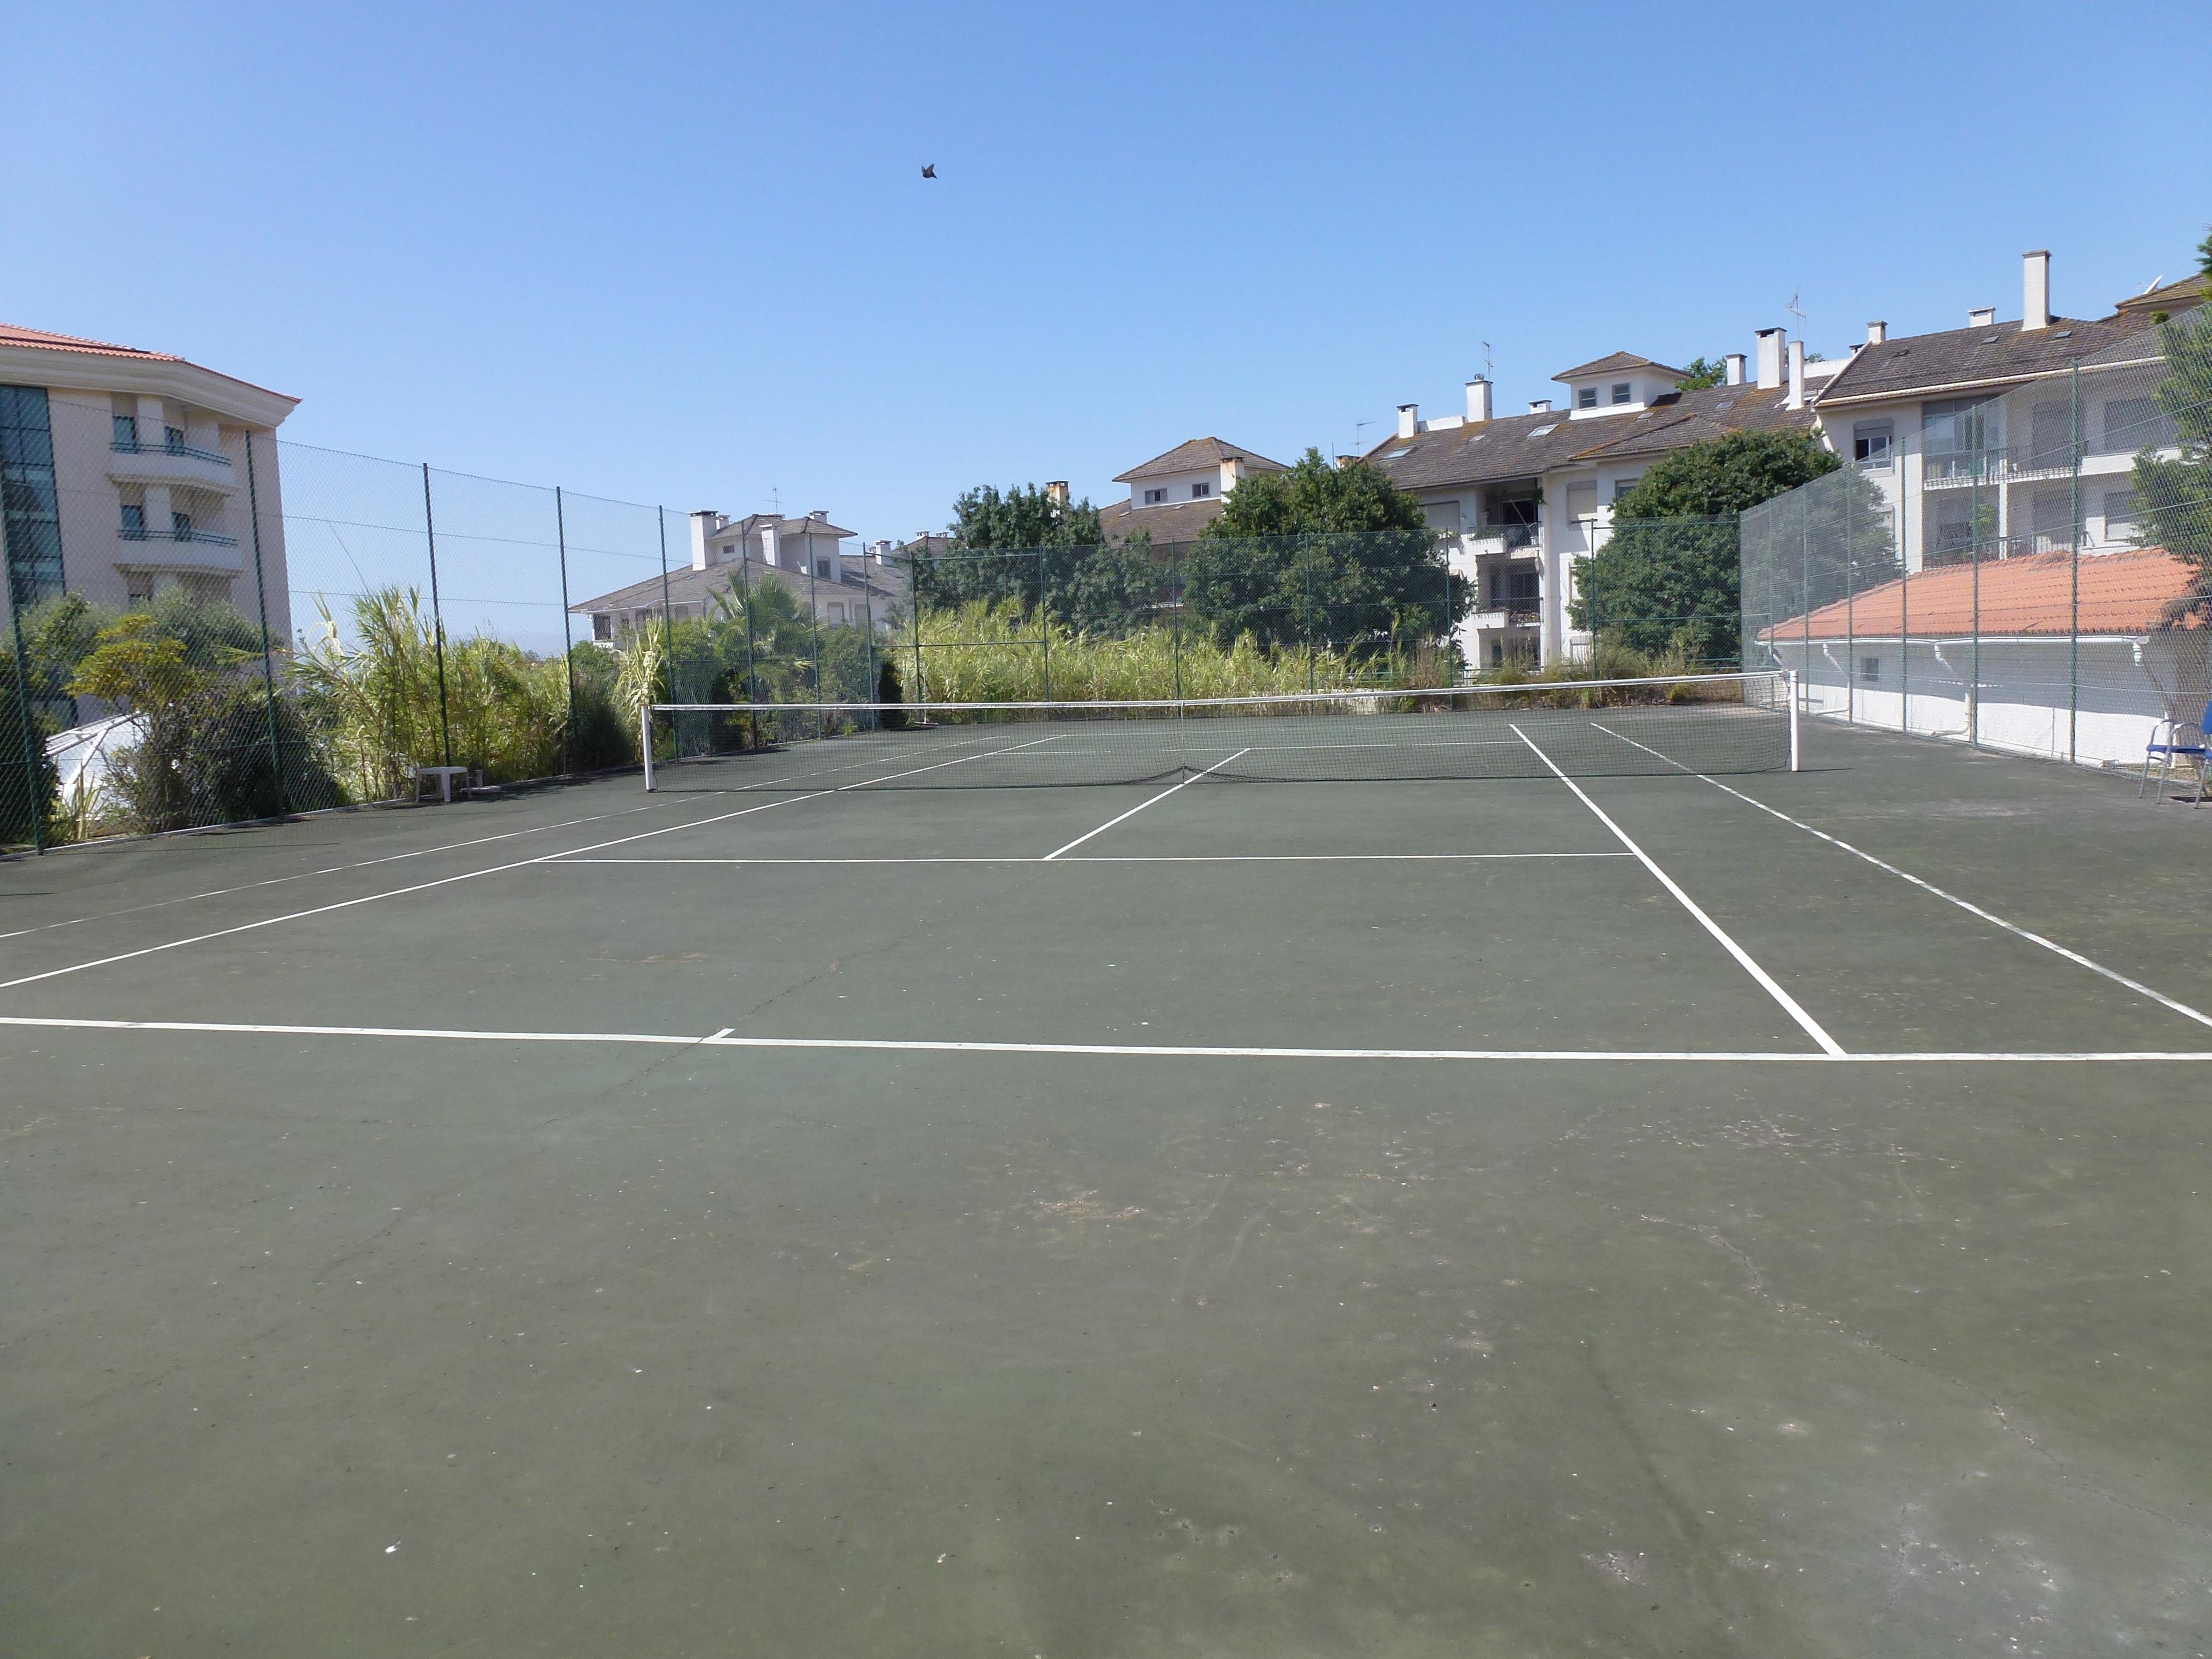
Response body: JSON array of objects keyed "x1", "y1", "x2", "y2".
[{"x1": 2139, "y1": 701, "x2": 2212, "y2": 806}]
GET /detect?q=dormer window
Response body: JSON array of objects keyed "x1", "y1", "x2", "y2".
[
  {"x1": 1577, "y1": 388, "x2": 1598, "y2": 409},
  {"x1": 1190, "y1": 482, "x2": 1211, "y2": 499},
  {"x1": 1144, "y1": 487, "x2": 1167, "y2": 505},
  {"x1": 1611, "y1": 383, "x2": 1632, "y2": 405}
]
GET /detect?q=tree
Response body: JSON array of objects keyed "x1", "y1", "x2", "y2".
[
  {"x1": 917, "y1": 483, "x2": 1108, "y2": 616},
  {"x1": 1572, "y1": 430, "x2": 1847, "y2": 664},
  {"x1": 2135, "y1": 235, "x2": 2212, "y2": 625},
  {"x1": 1675, "y1": 357, "x2": 1728, "y2": 392},
  {"x1": 1184, "y1": 450, "x2": 1463, "y2": 654}
]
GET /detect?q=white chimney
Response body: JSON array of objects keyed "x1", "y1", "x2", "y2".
[
  {"x1": 689, "y1": 508, "x2": 716, "y2": 571},
  {"x1": 1755, "y1": 328, "x2": 1785, "y2": 390},
  {"x1": 1044, "y1": 480, "x2": 1069, "y2": 505},
  {"x1": 2023, "y1": 250, "x2": 2051, "y2": 331},
  {"x1": 1724, "y1": 353, "x2": 1746, "y2": 386},
  {"x1": 759, "y1": 523, "x2": 780, "y2": 568},
  {"x1": 1786, "y1": 338, "x2": 1806, "y2": 410},
  {"x1": 1396, "y1": 404, "x2": 1418, "y2": 440},
  {"x1": 1464, "y1": 377, "x2": 1492, "y2": 423},
  {"x1": 1217, "y1": 456, "x2": 1244, "y2": 494},
  {"x1": 1969, "y1": 306, "x2": 1996, "y2": 328},
  {"x1": 1528, "y1": 398, "x2": 1552, "y2": 415},
  {"x1": 1866, "y1": 320, "x2": 1887, "y2": 345}
]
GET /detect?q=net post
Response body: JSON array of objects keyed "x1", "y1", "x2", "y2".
[
  {"x1": 242, "y1": 429, "x2": 287, "y2": 815},
  {"x1": 555, "y1": 485, "x2": 576, "y2": 778},
  {"x1": 1787, "y1": 669, "x2": 1800, "y2": 772},
  {"x1": 641, "y1": 702, "x2": 654, "y2": 791}
]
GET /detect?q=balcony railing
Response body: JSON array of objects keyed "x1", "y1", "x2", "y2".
[
  {"x1": 1469, "y1": 521, "x2": 1540, "y2": 552},
  {"x1": 121, "y1": 523, "x2": 241, "y2": 547},
  {"x1": 1477, "y1": 600, "x2": 1542, "y2": 626},
  {"x1": 112, "y1": 436, "x2": 231, "y2": 467}
]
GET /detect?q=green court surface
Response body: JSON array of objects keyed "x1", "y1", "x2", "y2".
[{"x1": 2, "y1": 719, "x2": 2208, "y2": 1655}]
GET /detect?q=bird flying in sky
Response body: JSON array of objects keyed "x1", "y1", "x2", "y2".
[{"x1": 921, "y1": 163, "x2": 937, "y2": 179}]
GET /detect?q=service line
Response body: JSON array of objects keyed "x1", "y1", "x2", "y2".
[
  {"x1": 1041, "y1": 751, "x2": 1251, "y2": 860},
  {"x1": 0, "y1": 1013, "x2": 2204, "y2": 1064}
]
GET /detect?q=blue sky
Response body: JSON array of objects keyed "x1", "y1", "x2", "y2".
[{"x1": 6, "y1": 0, "x2": 2210, "y2": 541}]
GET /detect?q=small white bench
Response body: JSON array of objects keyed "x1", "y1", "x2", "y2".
[{"x1": 414, "y1": 764, "x2": 481, "y2": 804}]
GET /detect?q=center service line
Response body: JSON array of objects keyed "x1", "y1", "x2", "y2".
[
  {"x1": 1041, "y1": 750, "x2": 1252, "y2": 861},
  {"x1": 1510, "y1": 725, "x2": 1847, "y2": 1057}
]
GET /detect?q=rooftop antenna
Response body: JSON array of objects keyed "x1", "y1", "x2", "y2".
[
  {"x1": 1352, "y1": 418, "x2": 1373, "y2": 454},
  {"x1": 1481, "y1": 341, "x2": 1494, "y2": 382},
  {"x1": 1785, "y1": 288, "x2": 1808, "y2": 332}
]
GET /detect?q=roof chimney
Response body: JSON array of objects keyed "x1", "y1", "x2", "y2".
[
  {"x1": 1217, "y1": 456, "x2": 1245, "y2": 494},
  {"x1": 2022, "y1": 250, "x2": 2051, "y2": 331},
  {"x1": 689, "y1": 508, "x2": 717, "y2": 571},
  {"x1": 1527, "y1": 397, "x2": 1552, "y2": 415},
  {"x1": 1465, "y1": 377, "x2": 1492, "y2": 423},
  {"x1": 1755, "y1": 329, "x2": 1785, "y2": 390},
  {"x1": 1044, "y1": 480, "x2": 1069, "y2": 505},
  {"x1": 1866, "y1": 320, "x2": 1887, "y2": 345},
  {"x1": 1724, "y1": 353, "x2": 1746, "y2": 386},
  {"x1": 1968, "y1": 306, "x2": 1996, "y2": 329},
  {"x1": 1785, "y1": 338, "x2": 1806, "y2": 411},
  {"x1": 1396, "y1": 404, "x2": 1418, "y2": 440}
]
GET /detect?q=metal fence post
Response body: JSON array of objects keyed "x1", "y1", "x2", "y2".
[
  {"x1": 2069, "y1": 364, "x2": 2082, "y2": 765},
  {"x1": 656, "y1": 507, "x2": 676, "y2": 760},
  {"x1": 421, "y1": 462, "x2": 453, "y2": 769},
  {"x1": 242, "y1": 431, "x2": 287, "y2": 814},
  {"x1": 1038, "y1": 545, "x2": 1051, "y2": 703},
  {"x1": 3, "y1": 506, "x2": 43, "y2": 852},
  {"x1": 1969, "y1": 465, "x2": 1982, "y2": 749},
  {"x1": 555, "y1": 485, "x2": 576, "y2": 777},
  {"x1": 1171, "y1": 542, "x2": 1183, "y2": 703},
  {"x1": 1303, "y1": 535, "x2": 1315, "y2": 693},
  {"x1": 909, "y1": 543, "x2": 924, "y2": 706}
]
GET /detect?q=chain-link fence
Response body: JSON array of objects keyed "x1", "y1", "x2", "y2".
[
  {"x1": 0, "y1": 422, "x2": 750, "y2": 851},
  {"x1": 1742, "y1": 307, "x2": 2210, "y2": 769}
]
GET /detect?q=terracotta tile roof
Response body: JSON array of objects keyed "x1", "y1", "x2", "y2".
[
  {"x1": 1763, "y1": 546, "x2": 2203, "y2": 641},
  {"x1": 0, "y1": 322, "x2": 182, "y2": 360},
  {"x1": 1552, "y1": 350, "x2": 1685, "y2": 383},
  {"x1": 1113, "y1": 438, "x2": 1287, "y2": 483}
]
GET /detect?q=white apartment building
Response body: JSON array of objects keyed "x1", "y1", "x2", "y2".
[
  {"x1": 1806, "y1": 251, "x2": 2194, "y2": 575},
  {"x1": 0, "y1": 323, "x2": 298, "y2": 631},
  {"x1": 1367, "y1": 338, "x2": 1830, "y2": 667},
  {"x1": 572, "y1": 508, "x2": 903, "y2": 640},
  {"x1": 1095, "y1": 438, "x2": 1288, "y2": 544}
]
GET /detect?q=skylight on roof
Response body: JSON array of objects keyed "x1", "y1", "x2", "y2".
[
  {"x1": 1384, "y1": 446, "x2": 1413, "y2": 459},
  {"x1": 1527, "y1": 424, "x2": 1558, "y2": 438}
]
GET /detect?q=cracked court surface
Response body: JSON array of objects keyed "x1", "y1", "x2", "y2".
[{"x1": 2, "y1": 718, "x2": 2208, "y2": 1654}]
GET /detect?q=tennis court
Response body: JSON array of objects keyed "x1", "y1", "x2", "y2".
[{"x1": 3, "y1": 697, "x2": 2208, "y2": 1655}]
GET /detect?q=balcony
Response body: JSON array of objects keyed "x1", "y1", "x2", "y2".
[
  {"x1": 1473, "y1": 600, "x2": 1542, "y2": 629},
  {"x1": 1467, "y1": 521, "x2": 1541, "y2": 554},
  {"x1": 118, "y1": 522, "x2": 245, "y2": 573},
  {"x1": 108, "y1": 436, "x2": 238, "y2": 495}
]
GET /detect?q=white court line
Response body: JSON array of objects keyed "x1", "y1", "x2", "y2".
[
  {"x1": 0, "y1": 1013, "x2": 2203, "y2": 1064},
  {"x1": 542, "y1": 852, "x2": 1635, "y2": 866},
  {"x1": 0, "y1": 735, "x2": 993, "y2": 943},
  {"x1": 1591, "y1": 721, "x2": 2212, "y2": 1034},
  {"x1": 1511, "y1": 725, "x2": 1846, "y2": 1057},
  {"x1": 0, "y1": 738, "x2": 1062, "y2": 994},
  {"x1": 1041, "y1": 751, "x2": 1251, "y2": 860}
]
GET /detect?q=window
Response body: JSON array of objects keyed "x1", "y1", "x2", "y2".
[
  {"x1": 1190, "y1": 482, "x2": 1211, "y2": 498},
  {"x1": 592, "y1": 613, "x2": 612, "y2": 642},
  {"x1": 126, "y1": 578, "x2": 156, "y2": 607},
  {"x1": 164, "y1": 425, "x2": 185, "y2": 453},
  {"x1": 1922, "y1": 396, "x2": 1996, "y2": 475},
  {"x1": 828, "y1": 602, "x2": 846, "y2": 623},
  {"x1": 1860, "y1": 655, "x2": 1881, "y2": 684},
  {"x1": 1423, "y1": 500, "x2": 1461, "y2": 536},
  {"x1": 1143, "y1": 487, "x2": 1167, "y2": 505},
  {"x1": 172, "y1": 511, "x2": 192, "y2": 540},
  {"x1": 1505, "y1": 568, "x2": 1540, "y2": 601},
  {"x1": 1611, "y1": 476, "x2": 1642, "y2": 503},
  {"x1": 120, "y1": 503, "x2": 145, "y2": 537},
  {"x1": 1611, "y1": 382, "x2": 1632, "y2": 405},
  {"x1": 815, "y1": 559, "x2": 832, "y2": 578},
  {"x1": 0, "y1": 385, "x2": 65, "y2": 604},
  {"x1": 1852, "y1": 420, "x2": 1894, "y2": 467},
  {"x1": 2029, "y1": 399, "x2": 2073, "y2": 469},
  {"x1": 2103, "y1": 397, "x2": 2175, "y2": 454},
  {"x1": 1576, "y1": 388, "x2": 1599, "y2": 409},
  {"x1": 113, "y1": 414, "x2": 138, "y2": 450},
  {"x1": 2103, "y1": 489, "x2": 2140, "y2": 540}
]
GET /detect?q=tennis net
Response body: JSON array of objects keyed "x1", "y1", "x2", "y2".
[{"x1": 641, "y1": 671, "x2": 1797, "y2": 791}]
